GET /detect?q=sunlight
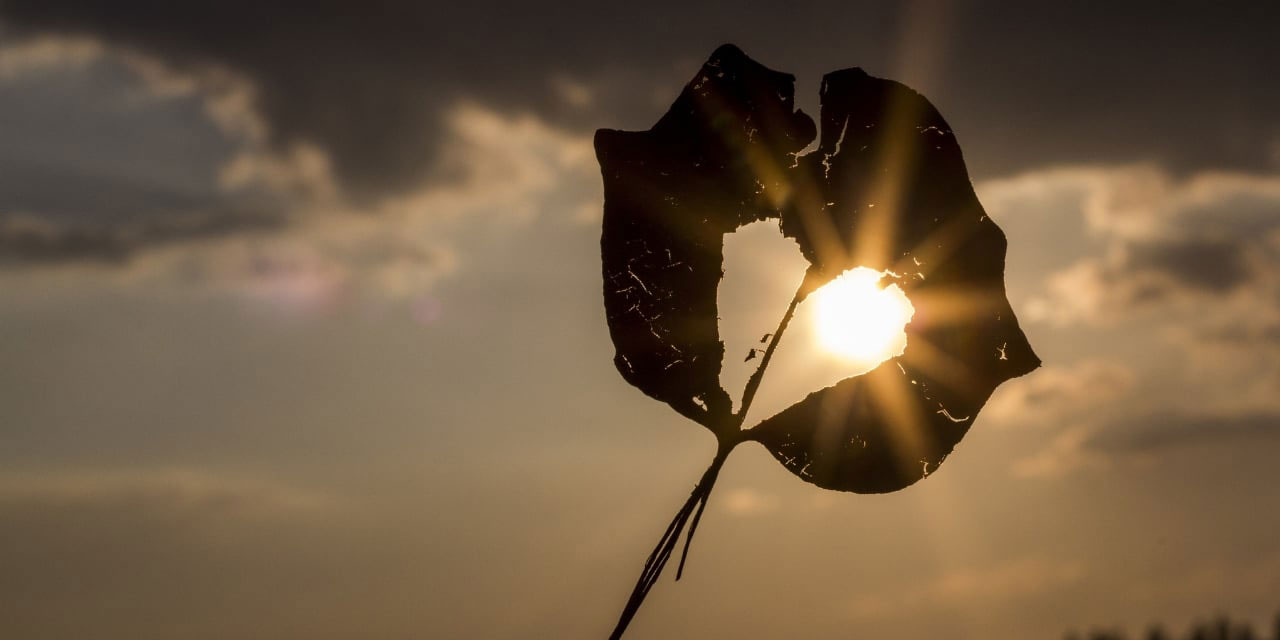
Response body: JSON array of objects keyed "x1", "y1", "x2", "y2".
[{"x1": 810, "y1": 267, "x2": 914, "y2": 365}]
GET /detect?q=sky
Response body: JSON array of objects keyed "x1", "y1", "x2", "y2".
[{"x1": 1, "y1": 2, "x2": 1279, "y2": 638}]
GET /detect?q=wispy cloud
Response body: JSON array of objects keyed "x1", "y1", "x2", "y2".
[
  {"x1": 0, "y1": 468, "x2": 335, "y2": 515},
  {"x1": 980, "y1": 165, "x2": 1280, "y2": 478},
  {"x1": 0, "y1": 45, "x2": 600, "y2": 304},
  {"x1": 986, "y1": 166, "x2": 1280, "y2": 327},
  {"x1": 720, "y1": 488, "x2": 781, "y2": 517},
  {"x1": 848, "y1": 557, "x2": 1085, "y2": 619},
  {"x1": 984, "y1": 359, "x2": 1133, "y2": 430}
]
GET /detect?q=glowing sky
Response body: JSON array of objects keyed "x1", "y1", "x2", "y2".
[{"x1": 1, "y1": 3, "x2": 1279, "y2": 638}]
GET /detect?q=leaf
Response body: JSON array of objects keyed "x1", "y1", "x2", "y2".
[
  {"x1": 746, "y1": 67, "x2": 1041, "y2": 493},
  {"x1": 594, "y1": 45, "x2": 1039, "y2": 638},
  {"x1": 596, "y1": 44, "x2": 815, "y2": 432}
]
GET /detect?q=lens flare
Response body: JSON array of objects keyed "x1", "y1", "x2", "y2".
[{"x1": 811, "y1": 267, "x2": 914, "y2": 364}]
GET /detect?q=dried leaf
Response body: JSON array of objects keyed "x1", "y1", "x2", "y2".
[
  {"x1": 597, "y1": 44, "x2": 815, "y2": 431},
  {"x1": 594, "y1": 44, "x2": 1039, "y2": 638},
  {"x1": 747, "y1": 67, "x2": 1040, "y2": 493}
]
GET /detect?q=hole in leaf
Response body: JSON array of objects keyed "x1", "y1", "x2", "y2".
[
  {"x1": 744, "y1": 273, "x2": 914, "y2": 424},
  {"x1": 718, "y1": 221, "x2": 916, "y2": 424},
  {"x1": 717, "y1": 220, "x2": 809, "y2": 413},
  {"x1": 808, "y1": 267, "x2": 913, "y2": 364}
]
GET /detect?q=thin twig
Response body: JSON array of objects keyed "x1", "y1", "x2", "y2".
[
  {"x1": 608, "y1": 448, "x2": 729, "y2": 640},
  {"x1": 608, "y1": 278, "x2": 808, "y2": 639},
  {"x1": 736, "y1": 282, "x2": 806, "y2": 425}
]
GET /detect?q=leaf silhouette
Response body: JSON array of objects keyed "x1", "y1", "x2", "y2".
[
  {"x1": 597, "y1": 44, "x2": 814, "y2": 431},
  {"x1": 746, "y1": 68, "x2": 1041, "y2": 493},
  {"x1": 596, "y1": 45, "x2": 1039, "y2": 638}
]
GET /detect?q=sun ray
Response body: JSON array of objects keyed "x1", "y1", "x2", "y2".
[
  {"x1": 899, "y1": 332, "x2": 983, "y2": 400},
  {"x1": 866, "y1": 362, "x2": 934, "y2": 479}
]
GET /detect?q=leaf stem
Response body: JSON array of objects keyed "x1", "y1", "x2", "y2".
[
  {"x1": 608, "y1": 277, "x2": 808, "y2": 639},
  {"x1": 734, "y1": 280, "x2": 806, "y2": 428},
  {"x1": 607, "y1": 443, "x2": 732, "y2": 640}
]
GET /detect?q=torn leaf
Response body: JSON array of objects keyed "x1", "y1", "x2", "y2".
[
  {"x1": 597, "y1": 44, "x2": 815, "y2": 432},
  {"x1": 748, "y1": 67, "x2": 1040, "y2": 493},
  {"x1": 594, "y1": 44, "x2": 1039, "y2": 638}
]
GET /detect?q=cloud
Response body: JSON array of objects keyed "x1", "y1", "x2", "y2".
[
  {"x1": 0, "y1": 52, "x2": 599, "y2": 299},
  {"x1": 0, "y1": 468, "x2": 333, "y2": 516},
  {"x1": 0, "y1": 32, "x2": 101, "y2": 77},
  {"x1": 977, "y1": 165, "x2": 1280, "y2": 476},
  {"x1": 984, "y1": 360, "x2": 1135, "y2": 477},
  {"x1": 1193, "y1": 319, "x2": 1280, "y2": 347},
  {"x1": 1011, "y1": 425, "x2": 1100, "y2": 478},
  {"x1": 5, "y1": 6, "x2": 1279, "y2": 292},
  {"x1": 999, "y1": 168, "x2": 1280, "y2": 444},
  {"x1": 0, "y1": 28, "x2": 600, "y2": 300},
  {"x1": 987, "y1": 166, "x2": 1280, "y2": 328},
  {"x1": 0, "y1": 3, "x2": 662, "y2": 201},
  {"x1": 1030, "y1": 237, "x2": 1264, "y2": 325},
  {"x1": 166, "y1": 101, "x2": 599, "y2": 303},
  {"x1": 1013, "y1": 410, "x2": 1280, "y2": 478},
  {"x1": 848, "y1": 556, "x2": 1084, "y2": 619},
  {"x1": 1084, "y1": 411, "x2": 1280, "y2": 456},
  {"x1": 4, "y1": 1, "x2": 1279, "y2": 205},
  {"x1": 0, "y1": 34, "x2": 298, "y2": 263},
  {"x1": 1126, "y1": 238, "x2": 1251, "y2": 292},
  {"x1": 720, "y1": 488, "x2": 780, "y2": 517},
  {"x1": 984, "y1": 360, "x2": 1133, "y2": 430},
  {"x1": 0, "y1": 207, "x2": 284, "y2": 266}
]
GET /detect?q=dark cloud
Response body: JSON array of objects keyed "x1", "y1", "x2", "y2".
[
  {"x1": 2, "y1": 0, "x2": 1277, "y2": 204},
  {"x1": 1196, "y1": 321, "x2": 1280, "y2": 348},
  {"x1": 1009, "y1": 165, "x2": 1280, "y2": 326},
  {"x1": 0, "y1": 161, "x2": 286, "y2": 267},
  {"x1": 0, "y1": 207, "x2": 284, "y2": 265},
  {"x1": 0, "y1": 40, "x2": 291, "y2": 266},
  {"x1": 1087, "y1": 411, "x2": 1280, "y2": 454},
  {"x1": 1045, "y1": 232, "x2": 1268, "y2": 319},
  {"x1": 1124, "y1": 237, "x2": 1253, "y2": 295},
  {"x1": 0, "y1": 162, "x2": 228, "y2": 225}
]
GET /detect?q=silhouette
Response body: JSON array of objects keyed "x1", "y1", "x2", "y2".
[
  {"x1": 1065, "y1": 610, "x2": 1280, "y2": 640},
  {"x1": 596, "y1": 44, "x2": 1038, "y2": 638}
]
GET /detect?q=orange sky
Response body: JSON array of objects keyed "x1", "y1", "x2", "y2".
[{"x1": 1, "y1": 3, "x2": 1279, "y2": 638}]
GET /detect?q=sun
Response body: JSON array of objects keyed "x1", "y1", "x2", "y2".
[{"x1": 810, "y1": 267, "x2": 915, "y2": 364}]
